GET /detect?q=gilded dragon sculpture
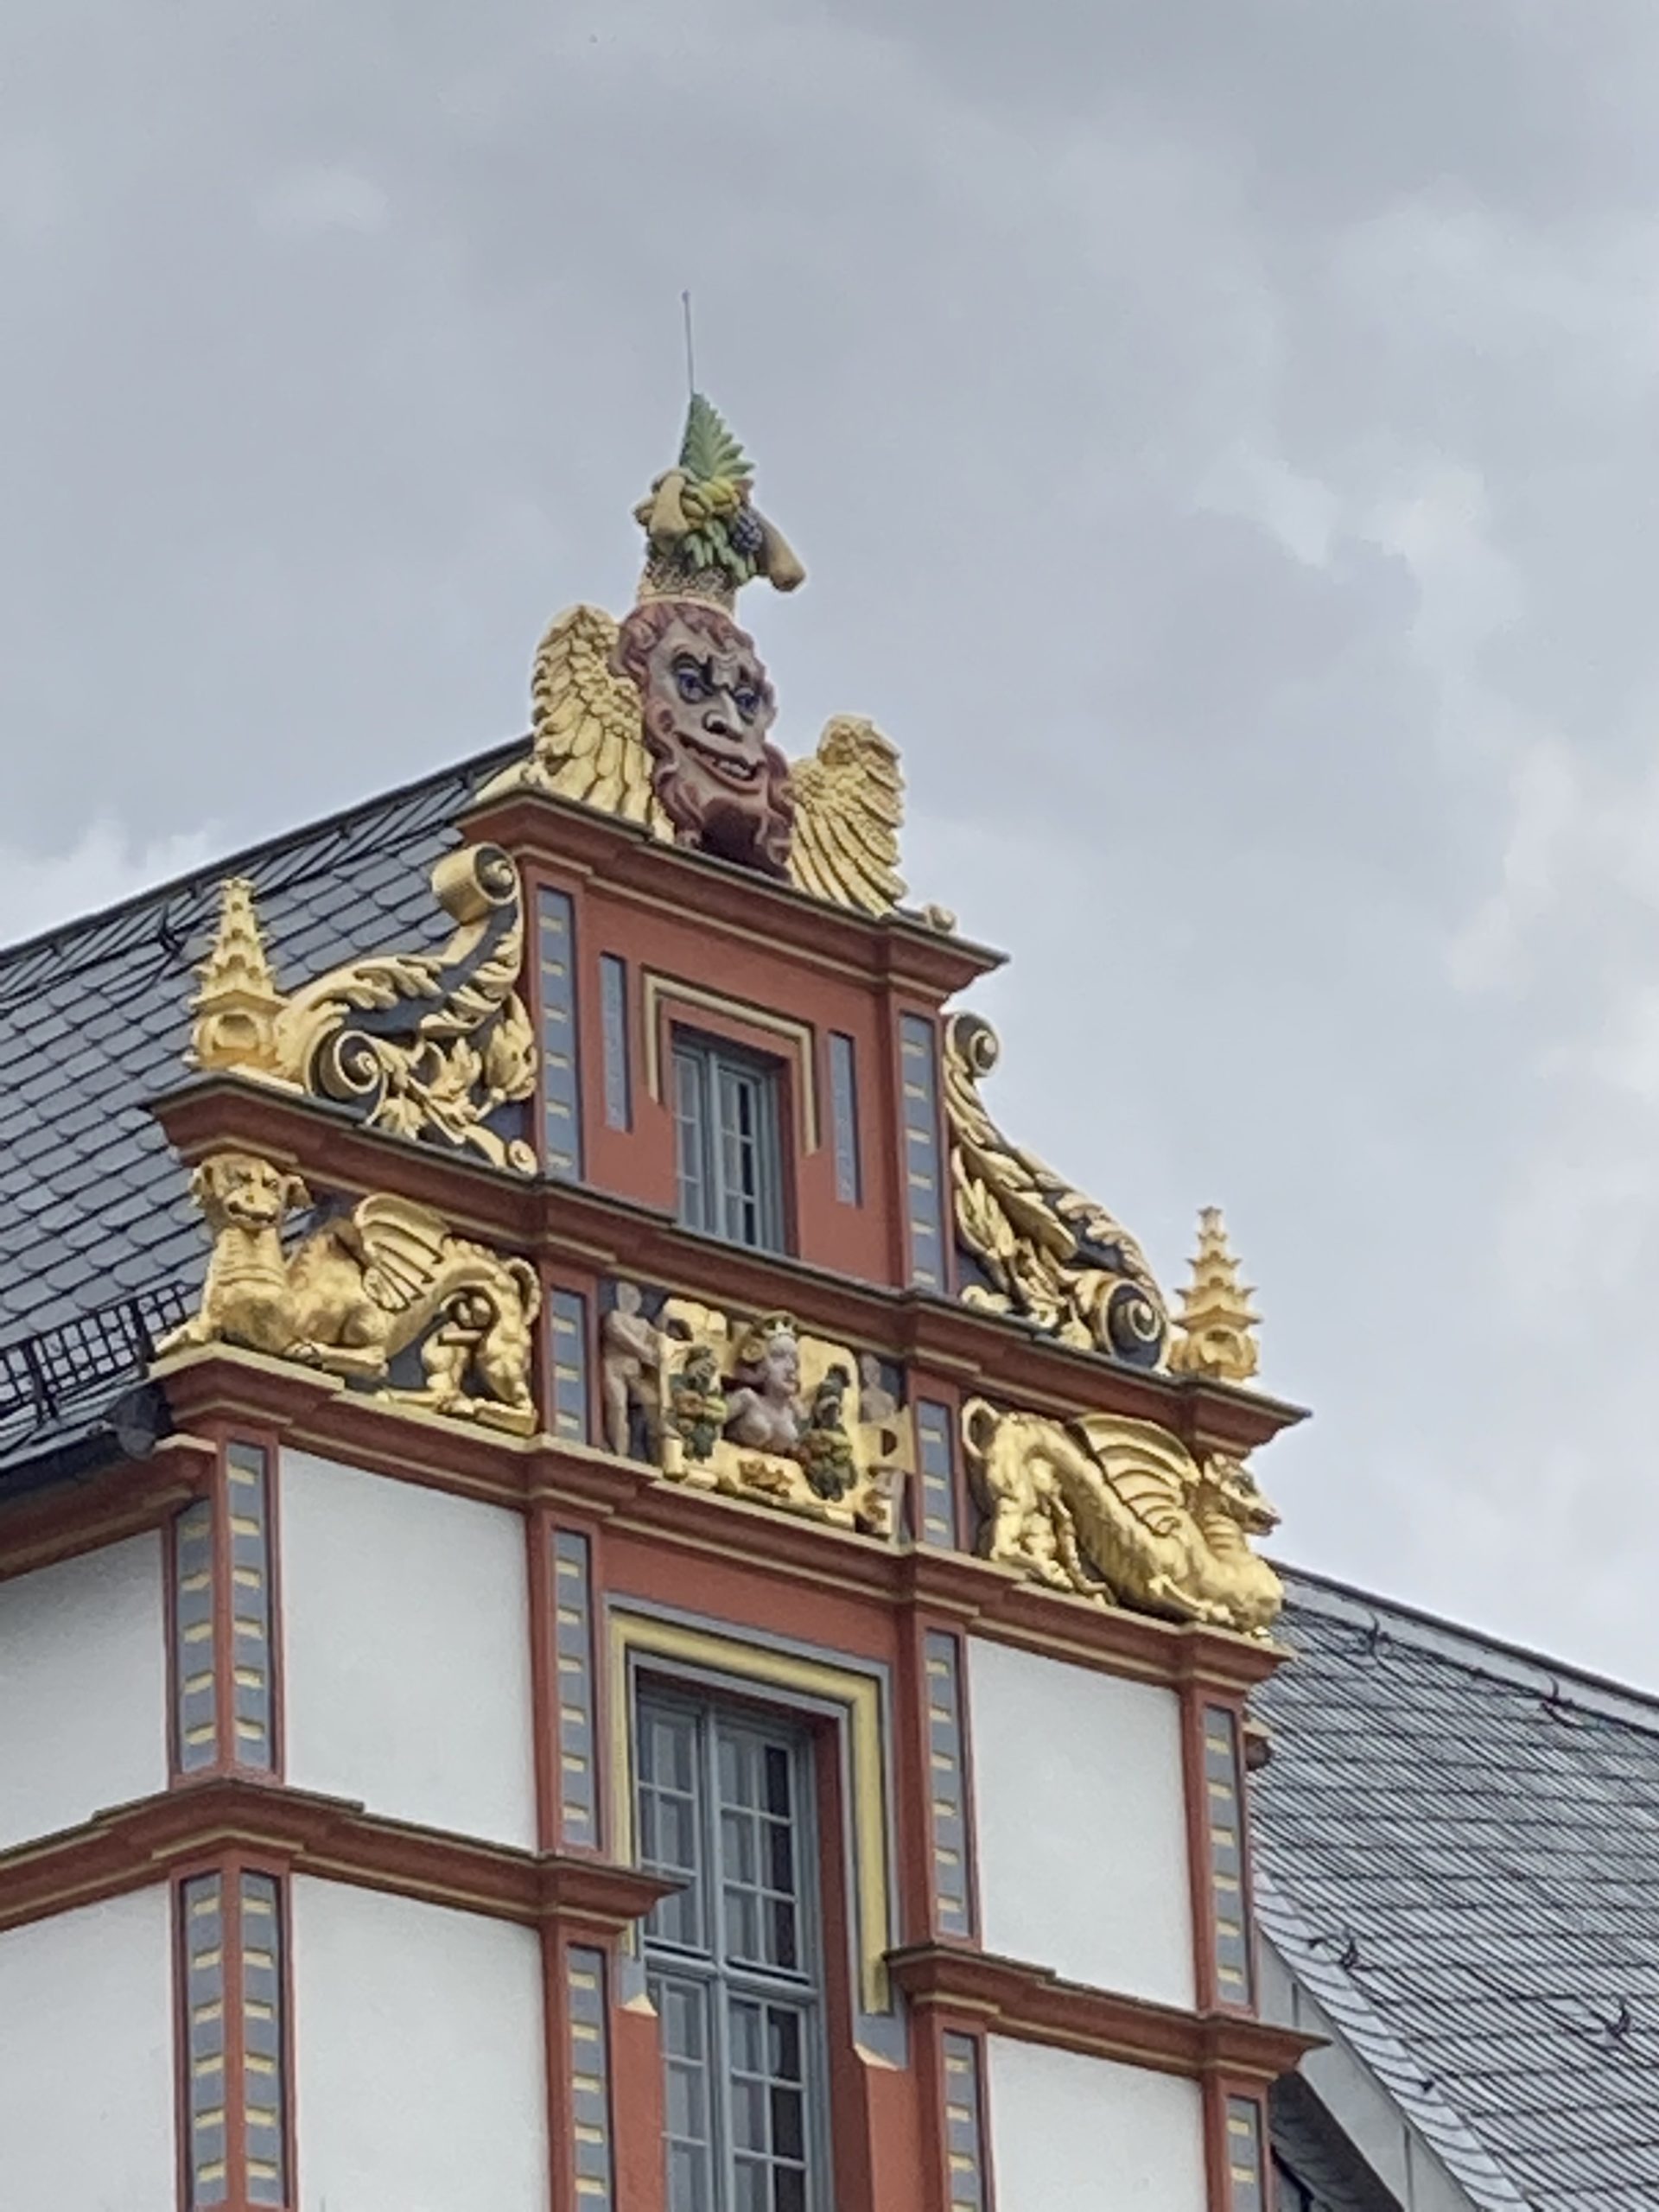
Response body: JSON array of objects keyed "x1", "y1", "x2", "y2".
[
  {"x1": 944, "y1": 1011, "x2": 1170, "y2": 1368},
  {"x1": 188, "y1": 843, "x2": 537, "y2": 1175},
  {"x1": 159, "y1": 1150, "x2": 541, "y2": 1434},
  {"x1": 962, "y1": 1398, "x2": 1282, "y2": 1637},
  {"x1": 480, "y1": 394, "x2": 906, "y2": 918}
]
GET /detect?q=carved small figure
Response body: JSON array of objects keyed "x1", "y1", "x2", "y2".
[
  {"x1": 851, "y1": 1465, "x2": 899, "y2": 1539},
  {"x1": 667, "y1": 1343, "x2": 728, "y2": 1464},
  {"x1": 856, "y1": 1353, "x2": 897, "y2": 1426},
  {"x1": 159, "y1": 1150, "x2": 541, "y2": 1434},
  {"x1": 796, "y1": 1365, "x2": 857, "y2": 1502},
  {"x1": 601, "y1": 1281, "x2": 663, "y2": 1458},
  {"x1": 722, "y1": 1313, "x2": 804, "y2": 1455}
]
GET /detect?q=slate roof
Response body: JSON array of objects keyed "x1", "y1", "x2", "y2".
[
  {"x1": 1258, "y1": 1571, "x2": 1659, "y2": 2212},
  {"x1": 0, "y1": 740, "x2": 518, "y2": 1342},
  {"x1": 0, "y1": 739, "x2": 518, "y2": 1471}
]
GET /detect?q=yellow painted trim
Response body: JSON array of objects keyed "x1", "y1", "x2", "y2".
[
  {"x1": 640, "y1": 974, "x2": 821, "y2": 1151},
  {"x1": 608, "y1": 1611, "x2": 890, "y2": 2012}
]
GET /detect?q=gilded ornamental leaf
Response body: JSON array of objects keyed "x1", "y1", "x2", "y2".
[
  {"x1": 943, "y1": 1012, "x2": 1170, "y2": 1367},
  {"x1": 188, "y1": 842, "x2": 537, "y2": 1175}
]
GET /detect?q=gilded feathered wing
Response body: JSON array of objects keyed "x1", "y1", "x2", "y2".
[
  {"x1": 785, "y1": 717, "x2": 906, "y2": 917},
  {"x1": 1071, "y1": 1412, "x2": 1196, "y2": 1541},
  {"x1": 478, "y1": 604, "x2": 667, "y2": 833},
  {"x1": 341, "y1": 1195, "x2": 454, "y2": 1314}
]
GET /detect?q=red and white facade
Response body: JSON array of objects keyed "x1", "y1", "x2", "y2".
[{"x1": 0, "y1": 777, "x2": 1308, "y2": 2210}]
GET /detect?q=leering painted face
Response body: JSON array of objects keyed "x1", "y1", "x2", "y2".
[{"x1": 634, "y1": 607, "x2": 783, "y2": 857}]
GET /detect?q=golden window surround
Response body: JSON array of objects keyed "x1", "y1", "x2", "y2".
[
  {"x1": 607, "y1": 1610, "x2": 892, "y2": 2015},
  {"x1": 640, "y1": 971, "x2": 823, "y2": 1152}
]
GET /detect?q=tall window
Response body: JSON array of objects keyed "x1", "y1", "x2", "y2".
[
  {"x1": 673, "y1": 1034, "x2": 785, "y2": 1251},
  {"x1": 636, "y1": 1693, "x2": 824, "y2": 2212}
]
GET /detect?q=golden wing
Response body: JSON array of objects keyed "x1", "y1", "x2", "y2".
[
  {"x1": 480, "y1": 604, "x2": 665, "y2": 831},
  {"x1": 785, "y1": 716, "x2": 906, "y2": 917},
  {"x1": 1071, "y1": 1412, "x2": 1196, "y2": 1538},
  {"x1": 344, "y1": 1194, "x2": 452, "y2": 1314}
]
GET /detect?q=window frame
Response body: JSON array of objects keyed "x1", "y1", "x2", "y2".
[
  {"x1": 636, "y1": 1685, "x2": 831, "y2": 2212},
  {"x1": 671, "y1": 1029, "x2": 789, "y2": 1253}
]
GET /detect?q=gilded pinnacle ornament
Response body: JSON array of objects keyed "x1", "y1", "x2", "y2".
[
  {"x1": 1169, "y1": 1205, "x2": 1261, "y2": 1385},
  {"x1": 188, "y1": 878, "x2": 285, "y2": 1076}
]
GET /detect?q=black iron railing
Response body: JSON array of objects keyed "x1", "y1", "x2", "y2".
[{"x1": 0, "y1": 1282, "x2": 191, "y2": 1450}]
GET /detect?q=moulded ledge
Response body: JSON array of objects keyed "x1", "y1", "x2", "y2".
[
  {"x1": 885, "y1": 1942, "x2": 1320, "y2": 2085},
  {"x1": 147, "y1": 1074, "x2": 1306, "y2": 1465},
  {"x1": 0, "y1": 1774, "x2": 680, "y2": 1939},
  {"x1": 460, "y1": 782, "x2": 1009, "y2": 1000}
]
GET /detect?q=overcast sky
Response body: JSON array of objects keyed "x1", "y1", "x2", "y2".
[{"x1": 9, "y1": 0, "x2": 1659, "y2": 1681}]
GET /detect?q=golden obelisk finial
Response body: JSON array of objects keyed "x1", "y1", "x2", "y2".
[
  {"x1": 1169, "y1": 1205, "x2": 1260, "y2": 1385},
  {"x1": 188, "y1": 878, "x2": 285, "y2": 1075}
]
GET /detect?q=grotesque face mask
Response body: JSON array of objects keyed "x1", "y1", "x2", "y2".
[{"x1": 615, "y1": 601, "x2": 794, "y2": 875}]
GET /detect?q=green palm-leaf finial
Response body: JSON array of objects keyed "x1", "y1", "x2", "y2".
[
  {"x1": 634, "y1": 392, "x2": 804, "y2": 610},
  {"x1": 678, "y1": 393, "x2": 752, "y2": 490}
]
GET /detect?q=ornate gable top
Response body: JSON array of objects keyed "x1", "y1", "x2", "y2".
[{"x1": 480, "y1": 392, "x2": 908, "y2": 919}]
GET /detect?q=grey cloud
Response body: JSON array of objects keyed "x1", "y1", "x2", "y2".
[{"x1": 8, "y1": 0, "x2": 1659, "y2": 1674}]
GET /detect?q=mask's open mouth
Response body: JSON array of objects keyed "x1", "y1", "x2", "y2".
[{"x1": 685, "y1": 734, "x2": 760, "y2": 785}]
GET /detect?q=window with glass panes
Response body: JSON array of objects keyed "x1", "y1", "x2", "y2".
[
  {"x1": 672, "y1": 1035, "x2": 786, "y2": 1251},
  {"x1": 636, "y1": 1693, "x2": 824, "y2": 2212}
]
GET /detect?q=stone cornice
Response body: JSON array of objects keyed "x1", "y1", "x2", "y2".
[
  {"x1": 886, "y1": 1943, "x2": 1318, "y2": 2084},
  {"x1": 460, "y1": 785, "x2": 1007, "y2": 1000},
  {"x1": 0, "y1": 1431, "x2": 213, "y2": 1580},
  {"x1": 1, "y1": 1345, "x2": 1285, "y2": 1691},
  {"x1": 147, "y1": 1077, "x2": 1305, "y2": 1463},
  {"x1": 0, "y1": 1775, "x2": 677, "y2": 1937}
]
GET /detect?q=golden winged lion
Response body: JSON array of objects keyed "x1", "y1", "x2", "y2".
[{"x1": 480, "y1": 602, "x2": 906, "y2": 918}]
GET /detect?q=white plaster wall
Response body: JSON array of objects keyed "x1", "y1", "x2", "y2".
[
  {"x1": 291, "y1": 1876, "x2": 550, "y2": 2212},
  {"x1": 967, "y1": 1637, "x2": 1194, "y2": 2006},
  {"x1": 0, "y1": 1886, "x2": 175, "y2": 2209},
  {"x1": 0, "y1": 1533, "x2": 167, "y2": 1849},
  {"x1": 280, "y1": 1452, "x2": 537, "y2": 1848},
  {"x1": 987, "y1": 2036, "x2": 1207, "y2": 2212}
]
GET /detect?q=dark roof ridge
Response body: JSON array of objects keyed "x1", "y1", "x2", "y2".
[
  {"x1": 0, "y1": 734, "x2": 524, "y2": 982},
  {"x1": 1282, "y1": 1560, "x2": 1659, "y2": 1737}
]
